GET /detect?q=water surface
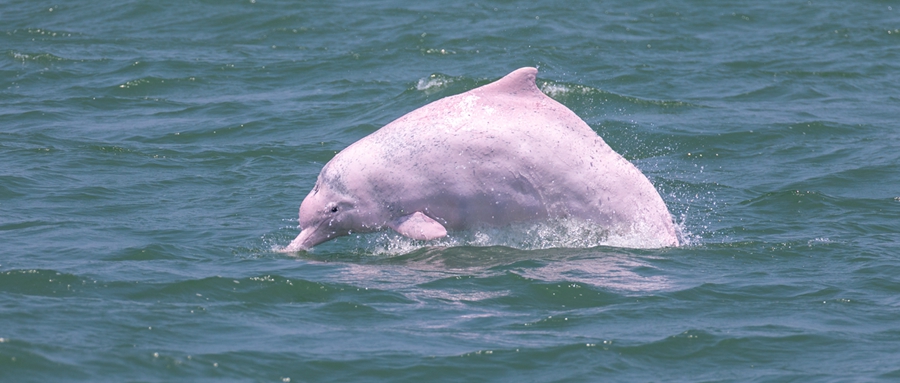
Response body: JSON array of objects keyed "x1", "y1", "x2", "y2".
[{"x1": 2, "y1": 1, "x2": 900, "y2": 381}]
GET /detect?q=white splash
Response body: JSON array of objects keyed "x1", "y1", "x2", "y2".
[
  {"x1": 416, "y1": 75, "x2": 452, "y2": 92},
  {"x1": 358, "y1": 217, "x2": 677, "y2": 256}
]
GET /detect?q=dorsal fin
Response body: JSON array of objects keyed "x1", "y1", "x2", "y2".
[{"x1": 477, "y1": 67, "x2": 542, "y2": 97}]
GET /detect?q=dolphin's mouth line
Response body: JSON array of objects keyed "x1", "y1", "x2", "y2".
[{"x1": 290, "y1": 219, "x2": 344, "y2": 251}]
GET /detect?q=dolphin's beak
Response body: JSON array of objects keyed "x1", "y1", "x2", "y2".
[
  {"x1": 285, "y1": 224, "x2": 337, "y2": 252},
  {"x1": 285, "y1": 229, "x2": 315, "y2": 252}
]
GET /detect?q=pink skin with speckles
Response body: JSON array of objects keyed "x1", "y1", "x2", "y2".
[{"x1": 287, "y1": 67, "x2": 678, "y2": 251}]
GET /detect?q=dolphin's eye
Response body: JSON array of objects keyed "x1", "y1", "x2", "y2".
[{"x1": 330, "y1": 206, "x2": 338, "y2": 213}]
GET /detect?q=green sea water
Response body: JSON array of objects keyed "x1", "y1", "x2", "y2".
[{"x1": 2, "y1": 1, "x2": 900, "y2": 381}]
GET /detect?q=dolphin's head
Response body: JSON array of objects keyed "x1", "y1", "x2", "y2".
[{"x1": 287, "y1": 166, "x2": 365, "y2": 251}]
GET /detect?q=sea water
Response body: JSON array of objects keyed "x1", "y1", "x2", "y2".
[{"x1": 2, "y1": 1, "x2": 899, "y2": 381}]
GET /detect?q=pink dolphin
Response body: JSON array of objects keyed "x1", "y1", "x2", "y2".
[{"x1": 287, "y1": 67, "x2": 679, "y2": 251}]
